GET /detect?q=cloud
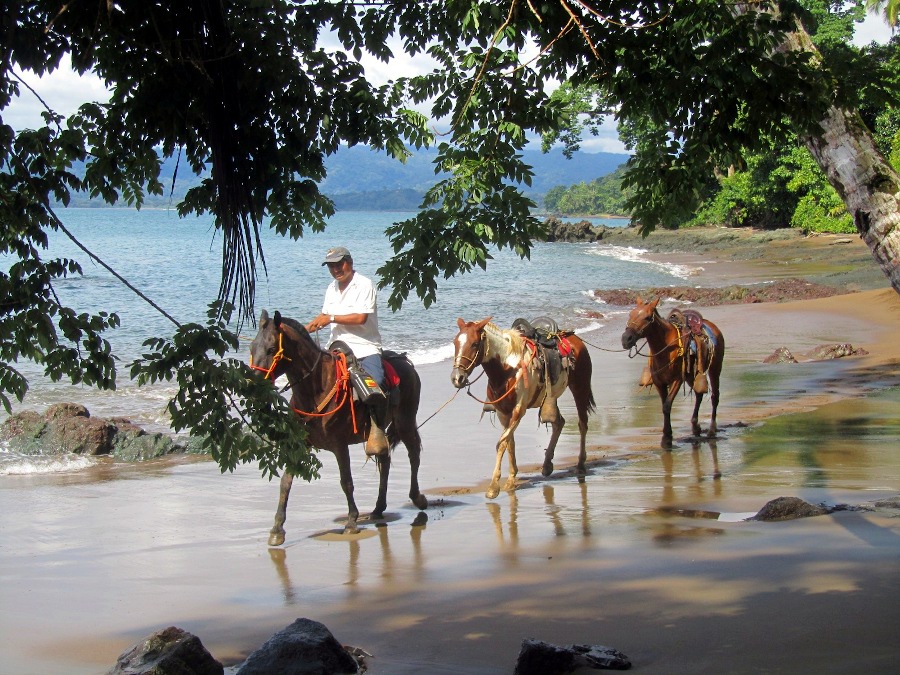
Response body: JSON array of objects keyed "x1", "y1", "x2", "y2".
[
  {"x1": 4, "y1": 56, "x2": 109, "y2": 131},
  {"x1": 854, "y1": 12, "x2": 894, "y2": 46}
]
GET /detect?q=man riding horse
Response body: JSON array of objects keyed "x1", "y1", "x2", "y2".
[{"x1": 305, "y1": 246, "x2": 389, "y2": 456}]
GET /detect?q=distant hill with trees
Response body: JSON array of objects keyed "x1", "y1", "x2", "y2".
[
  {"x1": 62, "y1": 146, "x2": 630, "y2": 210},
  {"x1": 542, "y1": 165, "x2": 631, "y2": 216}
]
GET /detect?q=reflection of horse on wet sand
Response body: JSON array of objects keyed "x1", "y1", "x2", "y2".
[
  {"x1": 450, "y1": 317, "x2": 595, "y2": 499},
  {"x1": 249, "y1": 310, "x2": 428, "y2": 546},
  {"x1": 621, "y1": 297, "x2": 725, "y2": 448}
]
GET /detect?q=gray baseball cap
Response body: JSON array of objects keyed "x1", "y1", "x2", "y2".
[{"x1": 322, "y1": 246, "x2": 351, "y2": 265}]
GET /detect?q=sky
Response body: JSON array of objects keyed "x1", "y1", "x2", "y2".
[{"x1": 2, "y1": 12, "x2": 893, "y2": 156}]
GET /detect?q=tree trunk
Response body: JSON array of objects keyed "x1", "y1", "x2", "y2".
[
  {"x1": 802, "y1": 105, "x2": 900, "y2": 296},
  {"x1": 746, "y1": 3, "x2": 900, "y2": 296}
]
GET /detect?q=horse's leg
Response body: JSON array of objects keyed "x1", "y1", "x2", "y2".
[
  {"x1": 268, "y1": 471, "x2": 294, "y2": 547},
  {"x1": 334, "y1": 448, "x2": 360, "y2": 534},
  {"x1": 660, "y1": 383, "x2": 679, "y2": 448},
  {"x1": 708, "y1": 359, "x2": 722, "y2": 438},
  {"x1": 690, "y1": 392, "x2": 704, "y2": 437},
  {"x1": 397, "y1": 417, "x2": 428, "y2": 510},
  {"x1": 541, "y1": 403, "x2": 564, "y2": 477},
  {"x1": 502, "y1": 406, "x2": 527, "y2": 493},
  {"x1": 488, "y1": 408, "x2": 518, "y2": 499},
  {"x1": 566, "y1": 342, "x2": 595, "y2": 475},
  {"x1": 372, "y1": 453, "x2": 391, "y2": 518}
]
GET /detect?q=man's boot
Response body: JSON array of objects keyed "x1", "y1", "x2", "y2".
[{"x1": 365, "y1": 401, "x2": 389, "y2": 457}]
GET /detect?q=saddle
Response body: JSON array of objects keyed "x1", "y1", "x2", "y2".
[
  {"x1": 667, "y1": 309, "x2": 710, "y2": 393},
  {"x1": 329, "y1": 341, "x2": 402, "y2": 403},
  {"x1": 511, "y1": 316, "x2": 574, "y2": 389}
]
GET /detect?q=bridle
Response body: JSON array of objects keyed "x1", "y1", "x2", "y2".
[
  {"x1": 453, "y1": 327, "x2": 533, "y2": 406},
  {"x1": 249, "y1": 331, "x2": 290, "y2": 380},
  {"x1": 452, "y1": 330, "x2": 485, "y2": 378},
  {"x1": 250, "y1": 327, "x2": 356, "y2": 429},
  {"x1": 625, "y1": 308, "x2": 656, "y2": 335}
]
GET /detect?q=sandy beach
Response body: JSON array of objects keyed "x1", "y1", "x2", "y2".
[{"x1": 1, "y1": 230, "x2": 899, "y2": 674}]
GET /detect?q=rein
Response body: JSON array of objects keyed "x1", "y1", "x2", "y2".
[
  {"x1": 457, "y1": 328, "x2": 533, "y2": 406},
  {"x1": 628, "y1": 310, "x2": 709, "y2": 390},
  {"x1": 252, "y1": 330, "x2": 359, "y2": 433}
]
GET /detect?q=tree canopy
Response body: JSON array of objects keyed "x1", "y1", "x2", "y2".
[{"x1": 2, "y1": 1, "x2": 899, "y2": 479}]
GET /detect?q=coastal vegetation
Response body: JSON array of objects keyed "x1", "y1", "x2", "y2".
[
  {"x1": 542, "y1": 3, "x2": 899, "y2": 236},
  {"x1": 2, "y1": 1, "x2": 899, "y2": 480}
]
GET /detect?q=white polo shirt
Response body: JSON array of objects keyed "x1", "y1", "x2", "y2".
[{"x1": 322, "y1": 272, "x2": 382, "y2": 359}]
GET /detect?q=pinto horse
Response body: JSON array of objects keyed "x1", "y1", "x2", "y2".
[
  {"x1": 451, "y1": 317, "x2": 595, "y2": 499},
  {"x1": 249, "y1": 310, "x2": 427, "y2": 546},
  {"x1": 621, "y1": 297, "x2": 725, "y2": 448}
]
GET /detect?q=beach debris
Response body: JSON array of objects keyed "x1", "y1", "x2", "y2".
[
  {"x1": 748, "y1": 497, "x2": 829, "y2": 521},
  {"x1": 763, "y1": 343, "x2": 868, "y2": 364},
  {"x1": 514, "y1": 638, "x2": 631, "y2": 673},
  {"x1": 344, "y1": 645, "x2": 373, "y2": 673},
  {"x1": 0, "y1": 402, "x2": 194, "y2": 460},
  {"x1": 763, "y1": 347, "x2": 798, "y2": 364},
  {"x1": 802, "y1": 343, "x2": 869, "y2": 360},
  {"x1": 107, "y1": 626, "x2": 223, "y2": 675},
  {"x1": 236, "y1": 618, "x2": 358, "y2": 674}
]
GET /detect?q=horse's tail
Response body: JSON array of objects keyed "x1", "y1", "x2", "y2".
[
  {"x1": 384, "y1": 352, "x2": 423, "y2": 451},
  {"x1": 568, "y1": 335, "x2": 596, "y2": 415}
]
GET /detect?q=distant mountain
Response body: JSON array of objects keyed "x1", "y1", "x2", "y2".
[
  {"x1": 60, "y1": 145, "x2": 629, "y2": 210},
  {"x1": 322, "y1": 145, "x2": 629, "y2": 199}
]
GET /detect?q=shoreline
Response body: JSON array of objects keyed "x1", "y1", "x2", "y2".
[{"x1": 1, "y1": 229, "x2": 899, "y2": 674}]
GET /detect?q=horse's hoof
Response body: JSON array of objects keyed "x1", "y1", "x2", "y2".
[
  {"x1": 542, "y1": 461, "x2": 554, "y2": 477},
  {"x1": 576, "y1": 463, "x2": 587, "y2": 476},
  {"x1": 344, "y1": 523, "x2": 360, "y2": 535},
  {"x1": 412, "y1": 494, "x2": 428, "y2": 510},
  {"x1": 268, "y1": 531, "x2": 285, "y2": 547},
  {"x1": 486, "y1": 486, "x2": 500, "y2": 500}
]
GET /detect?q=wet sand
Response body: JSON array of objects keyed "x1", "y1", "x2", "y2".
[{"x1": 2, "y1": 235, "x2": 900, "y2": 674}]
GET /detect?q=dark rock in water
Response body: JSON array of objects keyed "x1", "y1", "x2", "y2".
[
  {"x1": 107, "y1": 626, "x2": 223, "y2": 675},
  {"x1": 1, "y1": 403, "x2": 186, "y2": 460},
  {"x1": 748, "y1": 497, "x2": 829, "y2": 521},
  {"x1": 763, "y1": 347, "x2": 798, "y2": 364},
  {"x1": 514, "y1": 638, "x2": 631, "y2": 673},
  {"x1": 236, "y1": 618, "x2": 358, "y2": 675},
  {"x1": 803, "y1": 343, "x2": 868, "y2": 360},
  {"x1": 542, "y1": 216, "x2": 619, "y2": 243}
]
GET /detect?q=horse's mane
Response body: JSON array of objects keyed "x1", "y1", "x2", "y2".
[
  {"x1": 279, "y1": 315, "x2": 325, "y2": 351},
  {"x1": 483, "y1": 321, "x2": 526, "y2": 357}
]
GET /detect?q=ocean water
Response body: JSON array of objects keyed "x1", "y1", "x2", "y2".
[{"x1": 1, "y1": 208, "x2": 699, "y2": 473}]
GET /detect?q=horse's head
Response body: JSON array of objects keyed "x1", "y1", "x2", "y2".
[
  {"x1": 621, "y1": 296, "x2": 659, "y2": 350},
  {"x1": 451, "y1": 316, "x2": 492, "y2": 388},
  {"x1": 249, "y1": 309, "x2": 285, "y2": 380}
]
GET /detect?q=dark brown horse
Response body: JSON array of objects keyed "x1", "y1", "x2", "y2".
[
  {"x1": 249, "y1": 310, "x2": 427, "y2": 546},
  {"x1": 451, "y1": 317, "x2": 596, "y2": 499},
  {"x1": 621, "y1": 297, "x2": 725, "y2": 448}
]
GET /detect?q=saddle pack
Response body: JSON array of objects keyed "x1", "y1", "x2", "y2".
[
  {"x1": 667, "y1": 309, "x2": 712, "y2": 393},
  {"x1": 329, "y1": 341, "x2": 403, "y2": 405}
]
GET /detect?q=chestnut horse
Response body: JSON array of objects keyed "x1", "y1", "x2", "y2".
[
  {"x1": 451, "y1": 317, "x2": 595, "y2": 499},
  {"x1": 249, "y1": 310, "x2": 427, "y2": 546},
  {"x1": 621, "y1": 297, "x2": 725, "y2": 447}
]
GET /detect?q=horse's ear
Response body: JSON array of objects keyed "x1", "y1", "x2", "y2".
[
  {"x1": 648, "y1": 298, "x2": 660, "y2": 310},
  {"x1": 636, "y1": 295, "x2": 643, "y2": 305},
  {"x1": 457, "y1": 317, "x2": 467, "y2": 329},
  {"x1": 259, "y1": 309, "x2": 269, "y2": 326},
  {"x1": 273, "y1": 310, "x2": 282, "y2": 327},
  {"x1": 475, "y1": 316, "x2": 493, "y2": 330}
]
